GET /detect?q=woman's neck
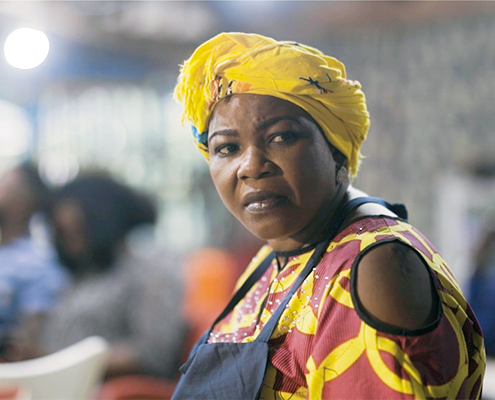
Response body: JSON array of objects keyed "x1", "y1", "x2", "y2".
[{"x1": 267, "y1": 185, "x2": 355, "y2": 253}]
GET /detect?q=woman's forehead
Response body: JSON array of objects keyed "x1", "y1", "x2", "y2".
[{"x1": 209, "y1": 94, "x2": 314, "y2": 130}]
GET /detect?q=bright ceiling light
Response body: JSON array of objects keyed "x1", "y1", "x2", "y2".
[{"x1": 4, "y1": 28, "x2": 50, "y2": 69}]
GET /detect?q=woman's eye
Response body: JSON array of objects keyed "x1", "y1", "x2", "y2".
[
  {"x1": 215, "y1": 144, "x2": 239, "y2": 155},
  {"x1": 270, "y1": 132, "x2": 297, "y2": 143}
]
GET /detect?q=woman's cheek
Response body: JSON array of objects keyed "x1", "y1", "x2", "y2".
[{"x1": 210, "y1": 161, "x2": 236, "y2": 200}]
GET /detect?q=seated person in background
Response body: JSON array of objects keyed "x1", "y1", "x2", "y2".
[
  {"x1": 0, "y1": 162, "x2": 68, "y2": 361},
  {"x1": 469, "y1": 219, "x2": 495, "y2": 356},
  {"x1": 42, "y1": 172, "x2": 186, "y2": 379}
]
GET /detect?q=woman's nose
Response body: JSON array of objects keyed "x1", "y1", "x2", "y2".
[{"x1": 237, "y1": 146, "x2": 277, "y2": 180}]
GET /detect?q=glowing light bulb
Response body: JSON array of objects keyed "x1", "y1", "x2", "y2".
[{"x1": 4, "y1": 28, "x2": 50, "y2": 69}]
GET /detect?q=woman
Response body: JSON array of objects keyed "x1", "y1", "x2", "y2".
[
  {"x1": 172, "y1": 33, "x2": 485, "y2": 399},
  {"x1": 42, "y1": 173, "x2": 186, "y2": 379}
]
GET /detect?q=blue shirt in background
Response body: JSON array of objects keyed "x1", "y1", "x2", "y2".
[
  {"x1": 469, "y1": 267, "x2": 495, "y2": 356},
  {"x1": 0, "y1": 236, "x2": 69, "y2": 339}
]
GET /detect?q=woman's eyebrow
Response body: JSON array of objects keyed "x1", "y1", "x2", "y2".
[
  {"x1": 208, "y1": 129, "x2": 238, "y2": 141},
  {"x1": 209, "y1": 116, "x2": 301, "y2": 141},
  {"x1": 255, "y1": 115, "x2": 301, "y2": 131}
]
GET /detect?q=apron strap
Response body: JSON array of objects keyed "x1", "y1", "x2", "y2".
[
  {"x1": 202, "y1": 252, "x2": 275, "y2": 344},
  {"x1": 345, "y1": 196, "x2": 408, "y2": 220},
  {"x1": 256, "y1": 238, "x2": 330, "y2": 342}
]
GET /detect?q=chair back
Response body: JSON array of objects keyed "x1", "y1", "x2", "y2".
[
  {"x1": 0, "y1": 336, "x2": 108, "y2": 400},
  {"x1": 484, "y1": 358, "x2": 495, "y2": 400}
]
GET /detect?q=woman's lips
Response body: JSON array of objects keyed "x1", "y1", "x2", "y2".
[{"x1": 243, "y1": 191, "x2": 288, "y2": 213}]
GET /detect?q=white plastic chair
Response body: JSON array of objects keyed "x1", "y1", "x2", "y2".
[
  {"x1": 0, "y1": 336, "x2": 109, "y2": 400},
  {"x1": 484, "y1": 358, "x2": 495, "y2": 399}
]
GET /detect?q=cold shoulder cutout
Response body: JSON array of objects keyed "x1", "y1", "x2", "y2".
[{"x1": 352, "y1": 240, "x2": 441, "y2": 334}]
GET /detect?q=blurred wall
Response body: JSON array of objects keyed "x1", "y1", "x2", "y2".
[
  {"x1": 319, "y1": 14, "x2": 495, "y2": 281},
  {"x1": 338, "y1": 15, "x2": 495, "y2": 238}
]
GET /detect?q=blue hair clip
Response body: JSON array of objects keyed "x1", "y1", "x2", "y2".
[{"x1": 191, "y1": 126, "x2": 208, "y2": 146}]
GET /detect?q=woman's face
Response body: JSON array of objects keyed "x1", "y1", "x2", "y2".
[
  {"x1": 52, "y1": 200, "x2": 89, "y2": 272},
  {"x1": 208, "y1": 94, "x2": 340, "y2": 251}
]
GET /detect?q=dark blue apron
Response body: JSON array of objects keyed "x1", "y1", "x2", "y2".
[{"x1": 172, "y1": 197, "x2": 407, "y2": 400}]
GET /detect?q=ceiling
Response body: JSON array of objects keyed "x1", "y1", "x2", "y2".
[
  {"x1": 1, "y1": 1, "x2": 495, "y2": 106},
  {"x1": 2, "y1": 1, "x2": 495, "y2": 67}
]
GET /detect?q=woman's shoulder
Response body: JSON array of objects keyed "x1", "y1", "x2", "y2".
[
  {"x1": 327, "y1": 216, "x2": 443, "y2": 334},
  {"x1": 353, "y1": 240, "x2": 441, "y2": 333}
]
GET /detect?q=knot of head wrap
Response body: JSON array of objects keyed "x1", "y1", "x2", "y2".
[{"x1": 174, "y1": 32, "x2": 370, "y2": 176}]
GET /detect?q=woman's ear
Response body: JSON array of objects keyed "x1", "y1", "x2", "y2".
[
  {"x1": 330, "y1": 146, "x2": 349, "y2": 185},
  {"x1": 336, "y1": 165, "x2": 349, "y2": 185}
]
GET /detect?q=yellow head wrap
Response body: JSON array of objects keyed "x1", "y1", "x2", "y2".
[{"x1": 174, "y1": 32, "x2": 370, "y2": 176}]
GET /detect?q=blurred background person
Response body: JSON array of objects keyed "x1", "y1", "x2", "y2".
[
  {"x1": 469, "y1": 215, "x2": 495, "y2": 357},
  {"x1": 0, "y1": 162, "x2": 68, "y2": 361},
  {"x1": 41, "y1": 172, "x2": 186, "y2": 379}
]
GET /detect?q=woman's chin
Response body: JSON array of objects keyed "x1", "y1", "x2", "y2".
[{"x1": 242, "y1": 222, "x2": 301, "y2": 247}]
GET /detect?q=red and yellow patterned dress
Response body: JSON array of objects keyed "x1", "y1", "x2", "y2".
[{"x1": 208, "y1": 216, "x2": 485, "y2": 399}]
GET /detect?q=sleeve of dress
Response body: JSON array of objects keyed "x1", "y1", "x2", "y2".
[
  {"x1": 304, "y1": 257, "x2": 482, "y2": 400},
  {"x1": 306, "y1": 308, "x2": 425, "y2": 399},
  {"x1": 298, "y1": 218, "x2": 484, "y2": 400}
]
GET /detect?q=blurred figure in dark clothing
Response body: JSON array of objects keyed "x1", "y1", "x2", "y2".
[
  {"x1": 0, "y1": 162, "x2": 68, "y2": 360},
  {"x1": 469, "y1": 217, "x2": 495, "y2": 356},
  {"x1": 42, "y1": 172, "x2": 186, "y2": 379}
]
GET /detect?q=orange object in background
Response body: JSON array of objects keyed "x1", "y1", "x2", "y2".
[{"x1": 182, "y1": 248, "x2": 238, "y2": 354}]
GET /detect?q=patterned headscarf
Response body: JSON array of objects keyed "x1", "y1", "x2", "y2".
[{"x1": 174, "y1": 32, "x2": 370, "y2": 176}]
